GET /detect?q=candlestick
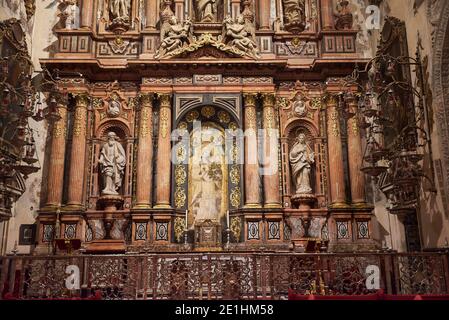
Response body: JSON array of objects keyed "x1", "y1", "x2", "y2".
[{"x1": 185, "y1": 209, "x2": 188, "y2": 230}]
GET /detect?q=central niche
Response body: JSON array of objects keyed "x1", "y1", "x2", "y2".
[
  {"x1": 188, "y1": 121, "x2": 228, "y2": 227},
  {"x1": 173, "y1": 106, "x2": 242, "y2": 232}
]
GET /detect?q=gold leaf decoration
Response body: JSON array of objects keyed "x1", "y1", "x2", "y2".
[
  {"x1": 186, "y1": 110, "x2": 200, "y2": 123},
  {"x1": 230, "y1": 187, "x2": 241, "y2": 208},
  {"x1": 230, "y1": 217, "x2": 242, "y2": 240},
  {"x1": 175, "y1": 165, "x2": 187, "y2": 185},
  {"x1": 201, "y1": 106, "x2": 216, "y2": 118},
  {"x1": 174, "y1": 187, "x2": 186, "y2": 208},
  {"x1": 218, "y1": 111, "x2": 231, "y2": 124},
  {"x1": 174, "y1": 217, "x2": 185, "y2": 242},
  {"x1": 230, "y1": 165, "x2": 240, "y2": 184}
]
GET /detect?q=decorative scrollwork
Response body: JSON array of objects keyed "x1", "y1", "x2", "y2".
[
  {"x1": 175, "y1": 165, "x2": 187, "y2": 185},
  {"x1": 230, "y1": 165, "x2": 240, "y2": 184},
  {"x1": 174, "y1": 217, "x2": 185, "y2": 242},
  {"x1": 175, "y1": 186, "x2": 186, "y2": 208},
  {"x1": 230, "y1": 187, "x2": 241, "y2": 208},
  {"x1": 230, "y1": 216, "x2": 241, "y2": 240}
]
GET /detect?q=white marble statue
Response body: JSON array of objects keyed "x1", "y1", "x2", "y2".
[
  {"x1": 292, "y1": 94, "x2": 307, "y2": 117},
  {"x1": 99, "y1": 132, "x2": 126, "y2": 195},
  {"x1": 190, "y1": 133, "x2": 223, "y2": 225},
  {"x1": 289, "y1": 133, "x2": 315, "y2": 194},
  {"x1": 107, "y1": 96, "x2": 121, "y2": 117}
]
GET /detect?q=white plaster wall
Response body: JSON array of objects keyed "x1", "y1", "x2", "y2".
[{"x1": 1, "y1": 1, "x2": 58, "y2": 254}]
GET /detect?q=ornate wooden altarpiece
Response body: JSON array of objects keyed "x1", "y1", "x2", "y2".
[{"x1": 36, "y1": 0, "x2": 376, "y2": 254}]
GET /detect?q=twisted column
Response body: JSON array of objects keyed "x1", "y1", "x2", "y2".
[
  {"x1": 66, "y1": 94, "x2": 89, "y2": 209},
  {"x1": 155, "y1": 94, "x2": 172, "y2": 208},
  {"x1": 135, "y1": 94, "x2": 154, "y2": 209},
  {"x1": 243, "y1": 93, "x2": 261, "y2": 207}
]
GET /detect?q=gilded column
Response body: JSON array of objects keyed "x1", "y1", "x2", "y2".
[
  {"x1": 326, "y1": 96, "x2": 346, "y2": 206},
  {"x1": 145, "y1": 0, "x2": 158, "y2": 30},
  {"x1": 259, "y1": 0, "x2": 272, "y2": 30},
  {"x1": 155, "y1": 94, "x2": 172, "y2": 208},
  {"x1": 346, "y1": 95, "x2": 366, "y2": 205},
  {"x1": 243, "y1": 93, "x2": 261, "y2": 207},
  {"x1": 262, "y1": 93, "x2": 281, "y2": 208},
  {"x1": 321, "y1": 0, "x2": 334, "y2": 30},
  {"x1": 44, "y1": 96, "x2": 68, "y2": 209},
  {"x1": 80, "y1": 0, "x2": 93, "y2": 29},
  {"x1": 66, "y1": 94, "x2": 89, "y2": 209},
  {"x1": 135, "y1": 94, "x2": 154, "y2": 209}
]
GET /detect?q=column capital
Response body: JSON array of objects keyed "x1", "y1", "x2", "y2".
[
  {"x1": 243, "y1": 92, "x2": 258, "y2": 107},
  {"x1": 140, "y1": 93, "x2": 154, "y2": 107},
  {"x1": 324, "y1": 94, "x2": 339, "y2": 107},
  {"x1": 157, "y1": 93, "x2": 172, "y2": 108},
  {"x1": 74, "y1": 93, "x2": 90, "y2": 108},
  {"x1": 261, "y1": 93, "x2": 276, "y2": 107}
]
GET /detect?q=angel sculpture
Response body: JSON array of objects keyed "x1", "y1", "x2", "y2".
[
  {"x1": 155, "y1": 17, "x2": 193, "y2": 59},
  {"x1": 222, "y1": 15, "x2": 260, "y2": 59}
]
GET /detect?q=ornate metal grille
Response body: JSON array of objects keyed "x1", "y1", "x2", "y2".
[{"x1": 1, "y1": 252, "x2": 448, "y2": 300}]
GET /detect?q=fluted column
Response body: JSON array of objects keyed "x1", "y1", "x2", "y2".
[
  {"x1": 262, "y1": 93, "x2": 281, "y2": 208},
  {"x1": 155, "y1": 94, "x2": 172, "y2": 208},
  {"x1": 135, "y1": 94, "x2": 154, "y2": 209},
  {"x1": 44, "y1": 97, "x2": 68, "y2": 209},
  {"x1": 80, "y1": 0, "x2": 93, "y2": 29},
  {"x1": 326, "y1": 96, "x2": 346, "y2": 206},
  {"x1": 231, "y1": 0, "x2": 241, "y2": 19},
  {"x1": 321, "y1": 0, "x2": 334, "y2": 30},
  {"x1": 243, "y1": 93, "x2": 261, "y2": 207},
  {"x1": 259, "y1": 0, "x2": 272, "y2": 30},
  {"x1": 145, "y1": 0, "x2": 158, "y2": 30},
  {"x1": 346, "y1": 95, "x2": 366, "y2": 205},
  {"x1": 174, "y1": 0, "x2": 185, "y2": 21},
  {"x1": 66, "y1": 94, "x2": 89, "y2": 209}
]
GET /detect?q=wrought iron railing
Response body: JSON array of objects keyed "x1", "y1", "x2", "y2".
[{"x1": 1, "y1": 252, "x2": 448, "y2": 300}]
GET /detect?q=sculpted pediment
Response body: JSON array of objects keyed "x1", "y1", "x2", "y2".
[{"x1": 157, "y1": 33, "x2": 259, "y2": 60}]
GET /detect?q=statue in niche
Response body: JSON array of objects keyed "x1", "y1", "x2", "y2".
[
  {"x1": 282, "y1": 0, "x2": 306, "y2": 33},
  {"x1": 191, "y1": 134, "x2": 223, "y2": 225},
  {"x1": 155, "y1": 16, "x2": 193, "y2": 59},
  {"x1": 222, "y1": 15, "x2": 260, "y2": 58},
  {"x1": 99, "y1": 132, "x2": 126, "y2": 195},
  {"x1": 289, "y1": 133, "x2": 315, "y2": 195},
  {"x1": 292, "y1": 94, "x2": 307, "y2": 117},
  {"x1": 195, "y1": 0, "x2": 221, "y2": 23},
  {"x1": 109, "y1": 0, "x2": 131, "y2": 22},
  {"x1": 107, "y1": 94, "x2": 121, "y2": 117}
]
